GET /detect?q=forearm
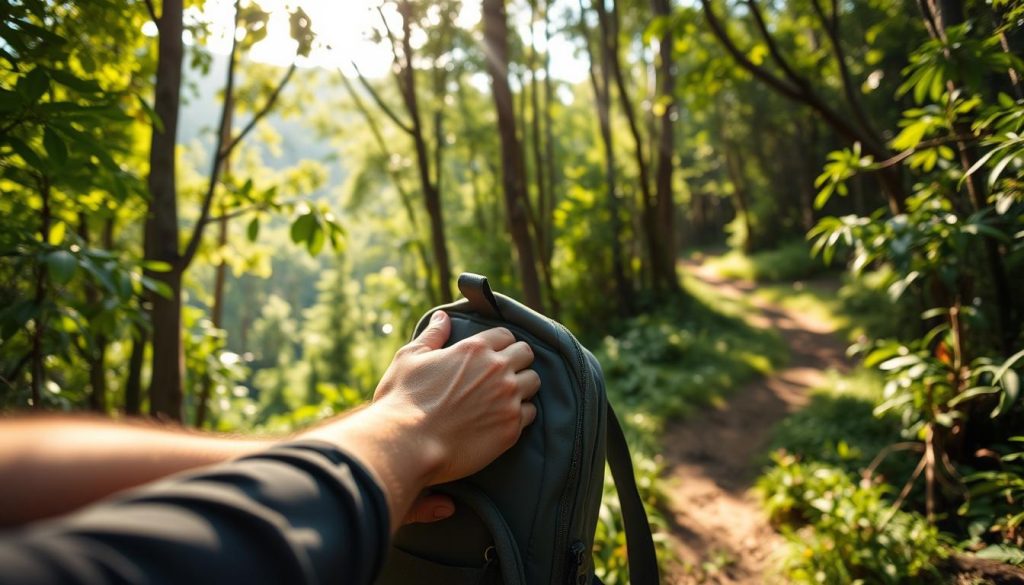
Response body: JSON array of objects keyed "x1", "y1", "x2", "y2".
[
  {"x1": 0, "y1": 416, "x2": 268, "y2": 527},
  {"x1": 301, "y1": 404, "x2": 442, "y2": 533},
  {"x1": 0, "y1": 441, "x2": 391, "y2": 585}
]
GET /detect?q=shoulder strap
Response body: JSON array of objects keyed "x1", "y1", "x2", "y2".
[{"x1": 606, "y1": 404, "x2": 660, "y2": 584}]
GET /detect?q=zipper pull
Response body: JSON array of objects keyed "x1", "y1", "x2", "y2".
[{"x1": 567, "y1": 540, "x2": 587, "y2": 585}]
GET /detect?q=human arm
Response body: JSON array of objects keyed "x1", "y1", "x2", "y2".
[
  {"x1": 0, "y1": 417, "x2": 268, "y2": 527},
  {"x1": 0, "y1": 310, "x2": 540, "y2": 584}
]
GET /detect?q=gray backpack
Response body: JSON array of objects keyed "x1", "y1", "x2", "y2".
[{"x1": 375, "y1": 273, "x2": 659, "y2": 585}]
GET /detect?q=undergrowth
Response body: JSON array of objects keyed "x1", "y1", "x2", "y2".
[
  {"x1": 704, "y1": 240, "x2": 830, "y2": 283},
  {"x1": 757, "y1": 370, "x2": 950, "y2": 583}
]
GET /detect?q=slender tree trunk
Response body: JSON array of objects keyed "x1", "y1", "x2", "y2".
[
  {"x1": 585, "y1": 0, "x2": 631, "y2": 314},
  {"x1": 396, "y1": 1, "x2": 453, "y2": 302},
  {"x1": 30, "y1": 179, "x2": 51, "y2": 409},
  {"x1": 605, "y1": 0, "x2": 659, "y2": 290},
  {"x1": 722, "y1": 144, "x2": 755, "y2": 253},
  {"x1": 483, "y1": 0, "x2": 544, "y2": 311},
  {"x1": 79, "y1": 214, "x2": 112, "y2": 413},
  {"x1": 194, "y1": 88, "x2": 234, "y2": 429},
  {"x1": 145, "y1": 0, "x2": 185, "y2": 422},
  {"x1": 652, "y1": 0, "x2": 680, "y2": 291},
  {"x1": 124, "y1": 327, "x2": 146, "y2": 416},
  {"x1": 527, "y1": 0, "x2": 558, "y2": 313}
]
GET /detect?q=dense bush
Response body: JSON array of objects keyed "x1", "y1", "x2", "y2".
[{"x1": 759, "y1": 454, "x2": 949, "y2": 584}]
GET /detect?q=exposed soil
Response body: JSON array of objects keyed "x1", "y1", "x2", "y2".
[{"x1": 661, "y1": 261, "x2": 851, "y2": 584}]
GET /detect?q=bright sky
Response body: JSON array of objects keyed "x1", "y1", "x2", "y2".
[{"x1": 192, "y1": 0, "x2": 587, "y2": 83}]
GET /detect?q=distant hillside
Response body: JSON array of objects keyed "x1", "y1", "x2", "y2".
[{"x1": 177, "y1": 53, "x2": 347, "y2": 201}]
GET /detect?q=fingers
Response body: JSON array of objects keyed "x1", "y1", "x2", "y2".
[
  {"x1": 402, "y1": 493, "x2": 455, "y2": 524},
  {"x1": 515, "y1": 369, "x2": 540, "y2": 400},
  {"x1": 499, "y1": 341, "x2": 535, "y2": 372},
  {"x1": 412, "y1": 311, "x2": 451, "y2": 352},
  {"x1": 471, "y1": 327, "x2": 517, "y2": 351},
  {"x1": 520, "y1": 401, "x2": 538, "y2": 429}
]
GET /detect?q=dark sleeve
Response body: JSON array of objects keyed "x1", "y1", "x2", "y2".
[{"x1": 0, "y1": 440, "x2": 390, "y2": 585}]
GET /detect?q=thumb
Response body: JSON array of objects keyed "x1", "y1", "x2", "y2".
[
  {"x1": 413, "y1": 310, "x2": 451, "y2": 352},
  {"x1": 402, "y1": 493, "x2": 455, "y2": 525}
]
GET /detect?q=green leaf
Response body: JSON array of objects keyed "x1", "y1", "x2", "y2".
[
  {"x1": 17, "y1": 68, "x2": 49, "y2": 104},
  {"x1": 0, "y1": 89, "x2": 25, "y2": 113},
  {"x1": 43, "y1": 127, "x2": 67, "y2": 166},
  {"x1": 879, "y1": 354, "x2": 922, "y2": 371},
  {"x1": 947, "y1": 386, "x2": 999, "y2": 408},
  {"x1": 135, "y1": 94, "x2": 164, "y2": 133},
  {"x1": 140, "y1": 275, "x2": 173, "y2": 299},
  {"x1": 993, "y1": 363, "x2": 1021, "y2": 418},
  {"x1": 306, "y1": 223, "x2": 325, "y2": 255},
  {"x1": 5, "y1": 136, "x2": 44, "y2": 169},
  {"x1": 45, "y1": 250, "x2": 77, "y2": 284},
  {"x1": 142, "y1": 260, "x2": 173, "y2": 273},
  {"x1": 290, "y1": 213, "x2": 317, "y2": 244},
  {"x1": 247, "y1": 216, "x2": 260, "y2": 242},
  {"x1": 48, "y1": 221, "x2": 66, "y2": 245},
  {"x1": 48, "y1": 68, "x2": 102, "y2": 94}
]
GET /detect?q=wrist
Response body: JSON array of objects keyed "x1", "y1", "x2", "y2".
[{"x1": 298, "y1": 403, "x2": 446, "y2": 531}]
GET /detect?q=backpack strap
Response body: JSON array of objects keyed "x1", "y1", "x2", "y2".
[{"x1": 606, "y1": 404, "x2": 660, "y2": 584}]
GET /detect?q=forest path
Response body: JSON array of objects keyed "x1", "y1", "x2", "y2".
[{"x1": 661, "y1": 259, "x2": 851, "y2": 583}]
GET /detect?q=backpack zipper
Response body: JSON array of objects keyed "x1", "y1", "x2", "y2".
[{"x1": 553, "y1": 322, "x2": 591, "y2": 585}]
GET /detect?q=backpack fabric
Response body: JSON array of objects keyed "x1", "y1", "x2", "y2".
[{"x1": 374, "y1": 273, "x2": 659, "y2": 585}]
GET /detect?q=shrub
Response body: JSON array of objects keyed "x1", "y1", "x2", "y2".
[{"x1": 758, "y1": 454, "x2": 949, "y2": 584}]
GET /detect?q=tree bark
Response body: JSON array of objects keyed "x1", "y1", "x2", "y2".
[
  {"x1": 584, "y1": 0, "x2": 631, "y2": 314},
  {"x1": 390, "y1": 2, "x2": 454, "y2": 302},
  {"x1": 482, "y1": 0, "x2": 544, "y2": 311},
  {"x1": 124, "y1": 327, "x2": 146, "y2": 416},
  {"x1": 144, "y1": 0, "x2": 185, "y2": 422},
  {"x1": 652, "y1": 0, "x2": 680, "y2": 291},
  {"x1": 605, "y1": 0, "x2": 659, "y2": 290}
]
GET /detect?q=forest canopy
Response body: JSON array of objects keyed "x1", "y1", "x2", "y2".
[{"x1": 1, "y1": 0, "x2": 1023, "y2": 581}]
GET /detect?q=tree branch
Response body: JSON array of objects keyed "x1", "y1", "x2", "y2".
[
  {"x1": 699, "y1": 0, "x2": 804, "y2": 101},
  {"x1": 338, "y1": 68, "x2": 420, "y2": 226},
  {"x1": 144, "y1": 0, "x2": 158, "y2": 25},
  {"x1": 181, "y1": 3, "x2": 242, "y2": 270},
  {"x1": 808, "y1": 0, "x2": 879, "y2": 140},
  {"x1": 350, "y1": 61, "x2": 415, "y2": 136},
  {"x1": 744, "y1": 0, "x2": 814, "y2": 96},
  {"x1": 869, "y1": 133, "x2": 984, "y2": 169},
  {"x1": 219, "y1": 62, "x2": 297, "y2": 162}
]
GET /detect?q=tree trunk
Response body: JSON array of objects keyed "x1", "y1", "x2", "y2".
[
  {"x1": 30, "y1": 179, "x2": 51, "y2": 409},
  {"x1": 145, "y1": 0, "x2": 185, "y2": 422},
  {"x1": 586, "y1": 0, "x2": 631, "y2": 314},
  {"x1": 79, "y1": 214, "x2": 113, "y2": 413},
  {"x1": 606, "y1": 0, "x2": 658, "y2": 291},
  {"x1": 397, "y1": 1, "x2": 453, "y2": 303},
  {"x1": 652, "y1": 0, "x2": 680, "y2": 291},
  {"x1": 124, "y1": 327, "x2": 146, "y2": 416},
  {"x1": 482, "y1": 0, "x2": 544, "y2": 311},
  {"x1": 528, "y1": 0, "x2": 558, "y2": 313}
]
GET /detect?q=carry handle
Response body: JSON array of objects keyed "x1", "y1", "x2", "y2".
[
  {"x1": 606, "y1": 404, "x2": 660, "y2": 584},
  {"x1": 457, "y1": 273, "x2": 504, "y2": 320}
]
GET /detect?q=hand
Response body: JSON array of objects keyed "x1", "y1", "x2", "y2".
[{"x1": 371, "y1": 310, "x2": 541, "y2": 486}]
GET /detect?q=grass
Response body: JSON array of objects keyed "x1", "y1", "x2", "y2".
[{"x1": 702, "y1": 240, "x2": 831, "y2": 283}]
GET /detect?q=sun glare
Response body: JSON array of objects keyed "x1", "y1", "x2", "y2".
[{"x1": 197, "y1": 0, "x2": 482, "y2": 77}]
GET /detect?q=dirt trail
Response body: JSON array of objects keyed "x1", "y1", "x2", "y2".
[{"x1": 661, "y1": 261, "x2": 851, "y2": 584}]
